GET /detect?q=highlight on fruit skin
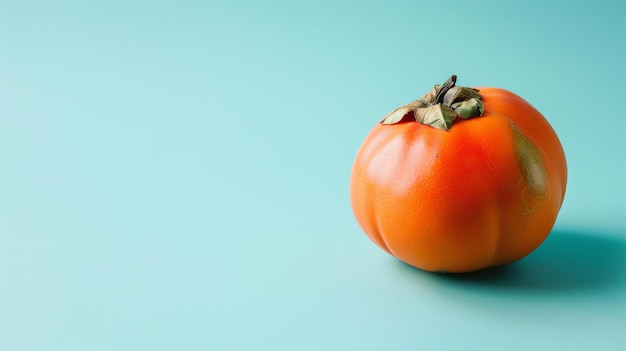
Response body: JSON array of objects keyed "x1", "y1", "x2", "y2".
[{"x1": 349, "y1": 75, "x2": 567, "y2": 273}]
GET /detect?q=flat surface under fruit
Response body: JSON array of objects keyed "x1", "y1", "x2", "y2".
[{"x1": 1, "y1": 1, "x2": 625, "y2": 350}]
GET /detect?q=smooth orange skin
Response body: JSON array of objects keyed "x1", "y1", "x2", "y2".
[{"x1": 350, "y1": 87, "x2": 567, "y2": 273}]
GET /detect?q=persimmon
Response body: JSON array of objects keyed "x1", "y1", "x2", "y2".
[{"x1": 350, "y1": 75, "x2": 567, "y2": 273}]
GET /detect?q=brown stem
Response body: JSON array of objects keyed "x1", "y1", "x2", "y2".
[
  {"x1": 380, "y1": 75, "x2": 484, "y2": 131},
  {"x1": 435, "y1": 75, "x2": 457, "y2": 104}
]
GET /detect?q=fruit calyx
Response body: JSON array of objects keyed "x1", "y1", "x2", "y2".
[{"x1": 380, "y1": 75, "x2": 484, "y2": 131}]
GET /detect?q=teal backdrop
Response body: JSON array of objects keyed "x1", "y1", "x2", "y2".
[{"x1": 2, "y1": 1, "x2": 625, "y2": 350}]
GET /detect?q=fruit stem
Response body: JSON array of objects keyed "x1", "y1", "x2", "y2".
[
  {"x1": 380, "y1": 75, "x2": 484, "y2": 131},
  {"x1": 435, "y1": 75, "x2": 457, "y2": 104}
]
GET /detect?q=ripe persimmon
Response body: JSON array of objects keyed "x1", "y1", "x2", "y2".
[{"x1": 350, "y1": 76, "x2": 567, "y2": 273}]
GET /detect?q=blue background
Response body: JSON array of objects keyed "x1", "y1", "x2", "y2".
[{"x1": 2, "y1": 1, "x2": 625, "y2": 350}]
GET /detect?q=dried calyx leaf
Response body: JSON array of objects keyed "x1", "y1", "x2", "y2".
[
  {"x1": 380, "y1": 106, "x2": 412, "y2": 125},
  {"x1": 442, "y1": 86, "x2": 481, "y2": 107},
  {"x1": 380, "y1": 100, "x2": 426, "y2": 125},
  {"x1": 452, "y1": 98, "x2": 484, "y2": 119},
  {"x1": 415, "y1": 105, "x2": 458, "y2": 131},
  {"x1": 379, "y1": 75, "x2": 484, "y2": 131}
]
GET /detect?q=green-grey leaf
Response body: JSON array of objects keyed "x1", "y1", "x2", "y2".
[
  {"x1": 443, "y1": 86, "x2": 482, "y2": 107},
  {"x1": 380, "y1": 106, "x2": 412, "y2": 124},
  {"x1": 420, "y1": 85, "x2": 440, "y2": 104},
  {"x1": 451, "y1": 98, "x2": 484, "y2": 119},
  {"x1": 414, "y1": 104, "x2": 457, "y2": 131},
  {"x1": 406, "y1": 99, "x2": 428, "y2": 108}
]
